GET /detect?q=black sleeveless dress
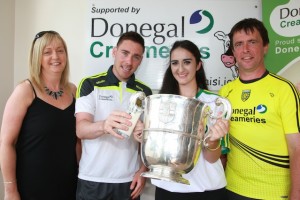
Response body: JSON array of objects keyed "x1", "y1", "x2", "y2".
[{"x1": 16, "y1": 81, "x2": 78, "y2": 200}]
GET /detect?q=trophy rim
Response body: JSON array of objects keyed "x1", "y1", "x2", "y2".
[{"x1": 141, "y1": 167, "x2": 190, "y2": 185}]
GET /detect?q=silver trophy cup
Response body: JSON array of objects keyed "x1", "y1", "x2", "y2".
[{"x1": 140, "y1": 94, "x2": 231, "y2": 184}]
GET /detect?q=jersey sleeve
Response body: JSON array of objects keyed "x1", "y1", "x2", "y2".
[{"x1": 279, "y1": 82, "x2": 300, "y2": 134}]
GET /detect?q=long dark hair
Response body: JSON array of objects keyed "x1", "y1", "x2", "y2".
[{"x1": 159, "y1": 40, "x2": 208, "y2": 94}]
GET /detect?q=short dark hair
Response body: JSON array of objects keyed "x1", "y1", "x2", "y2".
[
  {"x1": 159, "y1": 40, "x2": 208, "y2": 94},
  {"x1": 229, "y1": 18, "x2": 269, "y2": 50},
  {"x1": 117, "y1": 31, "x2": 145, "y2": 52}
]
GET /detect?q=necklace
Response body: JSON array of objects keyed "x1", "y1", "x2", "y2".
[{"x1": 44, "y1": 86, "x2": 64, "y2": 100}]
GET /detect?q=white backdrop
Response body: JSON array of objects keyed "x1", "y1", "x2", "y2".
[{"x1": 85, "y1": 0, "x2": 262, "y2": 91}]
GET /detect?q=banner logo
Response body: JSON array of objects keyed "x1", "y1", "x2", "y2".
[
  {"x1": 270, "y1": 0, "x2": 300, "y2": 37},
  {"x1": 190, "y1": 10, "x2": 214, "y2": 34}
]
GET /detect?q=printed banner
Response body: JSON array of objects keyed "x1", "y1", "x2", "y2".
[
  {"x1": 262, "y1": 0, "x2": 300, "y2": 84},
  {"x1": 85, "y1": 0, "x2": 261, "y2": 91}
]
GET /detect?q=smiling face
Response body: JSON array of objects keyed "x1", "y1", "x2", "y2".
[
  {"x1": 112, "y1": 40, "x2": 144, "y2": 82},
  {"x1": 41, "y1": 38, "x2": 67, "y2": 76},
  {"x1": 170, "y1": 47, "x2": 201, "y2": 88},
  {"x1": 232, "y1": 28, "x2": 268, "y2": 78}
]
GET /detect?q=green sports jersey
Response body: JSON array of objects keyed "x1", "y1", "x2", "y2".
[{"x1": 219, "y1": 71, "x2": 300, "y2": 199}]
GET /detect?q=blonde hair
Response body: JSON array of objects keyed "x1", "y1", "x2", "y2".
[{"x1": 29, "y1": 31, "x2": 70, "y2": 91}]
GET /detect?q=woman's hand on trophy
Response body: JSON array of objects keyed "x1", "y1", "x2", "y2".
[
  {"x1": 203, "y1": 119, "x2": 229, "y2": 163},
  {"x1": 208, "y1": 119, "x2": 229, "y2": 141},
  {"x1": 133, "y1": 120, "x2": 144, "y2": 143}
]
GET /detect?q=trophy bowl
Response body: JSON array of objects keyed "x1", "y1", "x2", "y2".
[{"x1": 140, "y1": 94, "x2": 209, "y2": 185}]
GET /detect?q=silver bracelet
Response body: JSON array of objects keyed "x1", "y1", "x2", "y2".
[{"x1": 3, "y1": 180, "x2": 16, "y2": 184}]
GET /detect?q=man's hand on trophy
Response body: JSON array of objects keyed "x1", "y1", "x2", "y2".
[{"x1": 103, "y1": 110, "x2": 132, "y2": 139}]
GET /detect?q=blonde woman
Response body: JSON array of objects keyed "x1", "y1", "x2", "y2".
[{"x1": 0, "y1": 31, "x2": 80, "y2": 200}]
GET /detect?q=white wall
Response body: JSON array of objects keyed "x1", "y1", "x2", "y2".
[
  {"x1": 0, "y1": 0, "x2": 15, "y2": 197},
  {"x1": 0, "y1": 0, "x2": 14, "y2": 126},
  {"x1": 14, "y1": 0, "x2": 87, "y2": 86}
]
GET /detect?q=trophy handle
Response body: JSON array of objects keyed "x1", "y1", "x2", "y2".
[
  {"x1": 210, "y1": 97, "x2": 232, "y2": 120},
  {"x1": 202, "y1": 97, "x2": 232, "y2": 147},
  {"x1": 116, "y1": 91, "x2": 146, "y2": 138},
  {"x1": 128, "y1": 91, "x2": 146, "y2": 113}
]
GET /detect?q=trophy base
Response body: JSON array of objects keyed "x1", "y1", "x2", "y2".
[{"x1": 141, "y1": 166, "x2": 190, "y2": 185}]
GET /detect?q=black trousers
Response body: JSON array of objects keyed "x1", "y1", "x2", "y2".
[{"x1": 76, "y1": 179, "x2": 140, "y2": 200}]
